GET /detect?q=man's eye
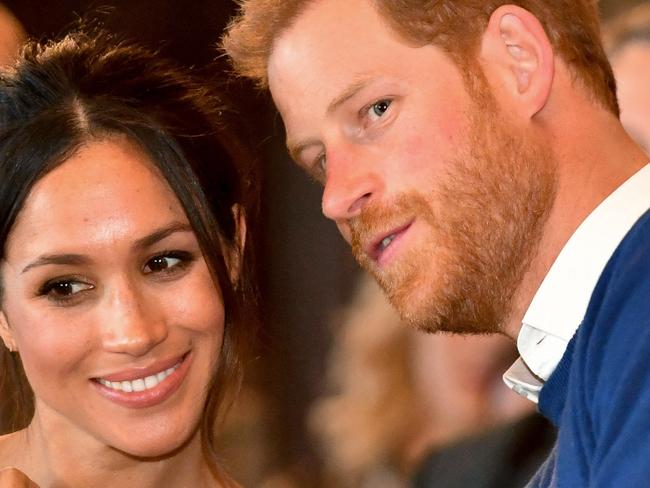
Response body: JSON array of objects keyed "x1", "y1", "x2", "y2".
[
  {"x1": 143, "y1": 251, "x2": 193, "y2": 274},
  {"x1": 40, "y1": 279, "x2": 94, "y2": 299},
  {"x1": 366, "y1": 99, "x2": 392, "y2": 120}
]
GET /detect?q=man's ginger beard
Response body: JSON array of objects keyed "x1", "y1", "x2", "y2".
[{"x1": 350, "y1": 94, "x2": 557, "y2": 334}]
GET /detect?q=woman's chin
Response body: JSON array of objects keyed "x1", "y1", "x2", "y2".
[{"x1": 109, "y1": 427, "x2": 199, "y2": 461}]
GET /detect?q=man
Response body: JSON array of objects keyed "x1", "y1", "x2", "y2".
[{"x1": 223, "y1": 1, "x2": 650, "y2": 486}]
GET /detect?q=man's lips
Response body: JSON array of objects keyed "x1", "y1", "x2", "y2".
[{"x1": 364, "y1": 221, "x2": 413, "y2": 265}]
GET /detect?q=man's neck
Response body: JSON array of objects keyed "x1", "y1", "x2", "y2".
[{"x1": 504, "y1": 94, "x2": 649, "y2": 339}]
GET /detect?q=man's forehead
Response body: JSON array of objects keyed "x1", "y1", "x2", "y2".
[
  {"x1": 267, "y1": 0, "x2": 412, "y2": 122},
  {"x1": 267, "y1": 0, "x2": 405, "y2": 84}
]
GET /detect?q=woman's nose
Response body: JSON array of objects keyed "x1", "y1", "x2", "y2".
[{"x1": 100, "y1": 281, "x2": 168, "y2": 357}]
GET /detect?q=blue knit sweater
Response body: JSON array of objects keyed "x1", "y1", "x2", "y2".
[{"x1": 528, "y1": 210, "x2": 650, "y2": 487}]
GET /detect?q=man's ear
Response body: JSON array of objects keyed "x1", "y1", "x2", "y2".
[
  {"x1": 226, "y1": 204, "x2": 247, "y2": 285},
  {"x1": 480, "y1": 5, "x2": 554, "y2": 118},
  {"x1": 0, "y1": 310, "x2": 16, "y2": 352}
]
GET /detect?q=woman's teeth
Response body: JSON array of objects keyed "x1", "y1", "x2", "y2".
[{"x1": 97, "y1": 363, "x2": 180, "y2": 392}]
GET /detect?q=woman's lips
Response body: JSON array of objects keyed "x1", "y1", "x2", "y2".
[{"x1": 91, "y1": 352, "x2": 192, "y2": 409}]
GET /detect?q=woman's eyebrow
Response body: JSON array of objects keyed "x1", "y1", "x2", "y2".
[
  {"x1": 20, "y1": 222, "x2": 194, "y2": 274},
  {"x1": 132, "y1": 221, "x2": 194, "y2": 251},
  {"x1": 22, "y1": 254, "x2": 91, "y2": 274}
]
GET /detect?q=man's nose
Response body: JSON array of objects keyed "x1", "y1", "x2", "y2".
[
  {"x1": 100, "y1": 280, "x2": 168, "y2": 357},
  {"x1": 321, "y1": 147, "x2": 382, "y2": 225}
]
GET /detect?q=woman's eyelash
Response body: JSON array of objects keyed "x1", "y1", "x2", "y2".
[
  {"x1": 37, "y1": 276, "x2": 94, "y2": 302},
  {"x1": 143, "y1": 250, "x2": 195, "y2": 274},
  {"x1": 35, "y1": 251, "x2": 196, "y2": 304}
]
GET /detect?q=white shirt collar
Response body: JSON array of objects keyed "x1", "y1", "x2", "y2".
[{"x1": 504, "y1": 163, "x2": 650, "y2": 403}]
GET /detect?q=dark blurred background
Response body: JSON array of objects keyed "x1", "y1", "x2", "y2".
[{"x1": 2, "y1": 0, "x2": 645, "y2": 485}]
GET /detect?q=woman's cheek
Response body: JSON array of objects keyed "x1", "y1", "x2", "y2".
[
  {"x1": 16, "y1": 310, "x2": 93, "y2": 382},
  {"x1": 166, "y1": 267, "x2": 225, "y2": 336}
]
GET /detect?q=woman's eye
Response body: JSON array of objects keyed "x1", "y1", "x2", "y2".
[
  {"x1": 143, "y1": 251, "x2": 193, "y2": 275},
  {"x1": 143, "y1": 256, "x2": 182, "y2": 273},
  {"x1": 366, "y1": 99, "x2": 392, "y2": 121},
  {"x1": 40, "y1": 279, "x2": 94, "y2": 299}
]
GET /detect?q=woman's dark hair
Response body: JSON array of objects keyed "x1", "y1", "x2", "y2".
[{"x1": 0, "y1": 30, "x2": 259, "y2": 474}]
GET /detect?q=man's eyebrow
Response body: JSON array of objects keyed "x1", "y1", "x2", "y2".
[
  {"x1": 326, "y1": 77, "x2": 372, "y2": 115},
  {"x1": 21, "y1": 222, "x2": 194, "y2": 274},
  {"x1": 287, "y1": 75, "x2": 375, "y2": 164}
]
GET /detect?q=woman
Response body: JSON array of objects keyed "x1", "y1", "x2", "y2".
[{"x1": 0, "y1": 30, "x2": 258, "y2": 487}]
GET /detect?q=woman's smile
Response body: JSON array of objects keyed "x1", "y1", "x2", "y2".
[{"x1": 92, "y1": 352, "x2": 192, "y2": 409}]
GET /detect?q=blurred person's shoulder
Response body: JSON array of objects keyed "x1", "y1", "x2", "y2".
[{"x1": 412, "y1": 413, "x2": 555, "y2": 488}]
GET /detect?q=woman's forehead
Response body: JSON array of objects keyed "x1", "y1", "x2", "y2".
[{"x1": 4, "y1": 137, "x2": 187, "y2": 262}]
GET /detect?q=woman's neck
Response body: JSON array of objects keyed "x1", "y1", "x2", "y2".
[{"x1": 3, "y1": 410, "x2": 220, "y2": 487}]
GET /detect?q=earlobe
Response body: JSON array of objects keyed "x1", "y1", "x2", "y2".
[
  {"x1": 480, "y1": 5, "x2": 555, "y2": 118},
  {"x1": 0, "y1": 310, "x2": 16, "y2": 352}
]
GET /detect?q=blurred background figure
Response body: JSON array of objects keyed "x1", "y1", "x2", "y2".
[
  {"x1": 0, "y1": 3, "x2": 25, "y2": 65},
  {"x1": 604, "y1": 2, "x2": 650, "y2": 151},
  {"x1": 309, "y1": 277, "x2": 553, "y2": 488}
]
